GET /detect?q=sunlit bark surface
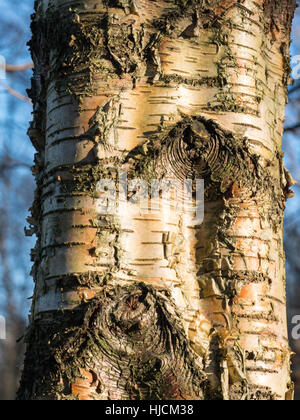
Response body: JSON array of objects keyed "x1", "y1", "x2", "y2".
[{"x1": 18, "y1": 0, "x2": 296, "y2": 400}]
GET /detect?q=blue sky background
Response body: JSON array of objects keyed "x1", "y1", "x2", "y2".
[{"x1": 0, "y1": 0, "x2": 35, "y2": 316}]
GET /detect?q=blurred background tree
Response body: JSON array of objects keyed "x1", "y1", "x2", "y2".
[
  {"x1": 0, "y1": 0, "x2": 300, "y2": 400},
  {"x1": 0, "y1": 0, "x2": 35, "y2": 400},
  {"x1": 285, "y1": 13, "x2": 300, "y2": 397}
]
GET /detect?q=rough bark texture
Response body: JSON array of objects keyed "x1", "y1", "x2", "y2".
[{"x1": 18, "y1": 0, "x2": 296, "y2": 400}]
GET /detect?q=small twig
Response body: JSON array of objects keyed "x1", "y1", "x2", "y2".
[
  {"x1": 0, "y1": 160, "x2": 31, "y2": 172},
  {"x1": 5, "y1": 62, "x2": 33, "y2": 73},
  {"x1": 284, "y1": 123, "x2": 300, "y2": 133},
  {"x1": 0, "y1": 81, "x2": 32, "y2": 105},
  {"x1": 288, "y1": 82, "x2": 300, "y2": 95}
]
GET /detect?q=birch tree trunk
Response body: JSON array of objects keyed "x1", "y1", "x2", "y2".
[{"x1": 18, "y1": 0, "x2": 296, "y2": 400}]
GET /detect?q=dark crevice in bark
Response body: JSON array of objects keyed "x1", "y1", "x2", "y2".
[
  {"x1": 17, "y1": 284, "x2": 208, "y2": 400},
  {"x1": 126, "y1": 115, "x2": 286, "y2": 210}
]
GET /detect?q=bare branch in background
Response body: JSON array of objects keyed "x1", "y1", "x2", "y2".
[
  {"x1": 288, "y1": 83, "x2": 300, "y2": 95},
  {"x1": 285, "y1": 123, "x2": 300, "y2": 133},
  {"x1": 0, "y1": 158, "x2": 31, "y2": 173},
  {"x1": 5, "y1": 62, "x2": 33, "y2": 73},
  {"x1": 0, "y1": 81, "x2": 32, "y2": 104}
]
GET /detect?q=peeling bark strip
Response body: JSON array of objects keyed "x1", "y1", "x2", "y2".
[{"x1": 19, "y1": 0, "x2": 296, "y2": 400}]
